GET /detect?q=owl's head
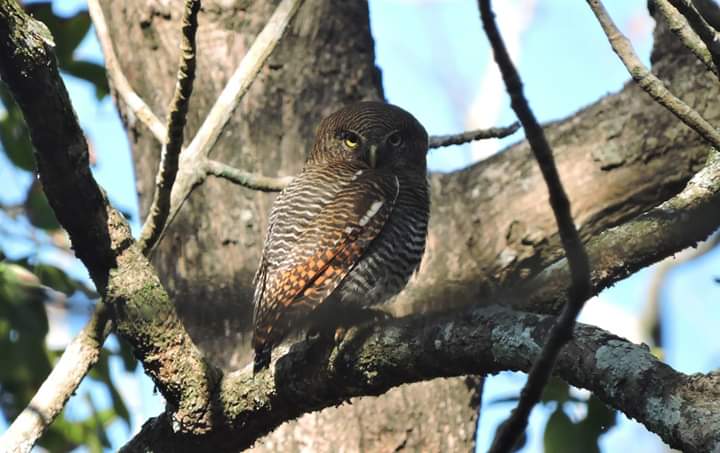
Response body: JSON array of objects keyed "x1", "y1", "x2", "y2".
[{"x1": 308, "y1": 102, "x2": 428, "y2": 172}]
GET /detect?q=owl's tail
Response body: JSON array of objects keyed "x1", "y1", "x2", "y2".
[{"x1": 253, "y1": 346, "x2": 272, "y2": 375}]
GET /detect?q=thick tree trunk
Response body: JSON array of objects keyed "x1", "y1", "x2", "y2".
[
  {"x1": 104, "y1": 0, "x2": 479, "y2": 450},
  {"x1": 103, "y1": 0, "x2": 715, "y2": 450}
]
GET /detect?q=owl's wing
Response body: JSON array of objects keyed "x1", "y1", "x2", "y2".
[{"x1": 252, "y1": 171, "x2": 399, "y2": 365}]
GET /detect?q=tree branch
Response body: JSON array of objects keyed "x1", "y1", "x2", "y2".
[
  {"x1": 203, "y1": 159, "x2": 292, "y2": 192},
  {"x1": 151, "y1": 0, "x2": 305, "y2": 252},
  {"x1": 0, "y1": 1, "x2": 218, "y2": 441},
  {"x1": 520, "y1": 150, "x2": 720, "y2": 312},
  {"x1": 0, "y1": 306, "x2": 111, "y2": 453},
  {"x1": 121, "y1": 305, "x2": 720, "y2": 453},
  {"x1": 478, "y1": 2, "x2": 592, "y2": 451},
  {"x1": 138, "y1": 0, "x2": 201, "y2": 256},
  {"x1": 428, "y1": 122, "x2": 520, "y2": 148},
  {"x1": 87, "y1": 0, "x2": 166, "y2": 143},
  {"x1": 669, "y1": 0, "x2": 720, "y2": 71},
  {"x1": 183, "y1": 0, "x2": 304, "y2": 160},
  {"x1": 653, "y1": 0, "x2": 719, "y2": 76},
  {"x1": 203, "y1": 122, "x2": 524, "y2": 193},
  {"x1": 587, "y1": 0, "x2": 720, "y2": 150}
]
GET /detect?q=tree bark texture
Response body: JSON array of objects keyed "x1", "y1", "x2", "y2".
[
  {"x1": 103, "y1": 1, "x2": 717, "y2": 451},
  {"x1": 103, "y1": 0, "x2": 481, "y2": 450}
]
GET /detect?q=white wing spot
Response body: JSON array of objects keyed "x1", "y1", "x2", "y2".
[
  {"x1": 359, "y1": 200, "x2": 384, "y2": 226},
  {"x1": 351, "y1": 170, "x2": 364, "y2": 181}
]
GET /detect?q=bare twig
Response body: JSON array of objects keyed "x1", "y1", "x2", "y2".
[
  {"x1": 87, "y1": 0, "x2": 166, "y2": 143},
  {"x1": 428, "y1": 122, "x2": 520, "y2": 148},
  {"x1": 0, "y1": 306, "x2": 111, "y2": 453},
  {"x1": 653, "y1": 0, "x2": 719, "y2": 76},
  {"x1": 669, "y1": 0, "x2": 720, "y2": 71},
  {"x1": 150, "y1": 0, "x2": 304, "y2": 253},
  {"x1": 204, "y1": 159, "x2": 292, "y2": 192},
  {"x1": 587, "y1": 0, "x2": 720, "y2": 150},
  {"x1": 138, "y1": 0, "x2": 201, "y2": 255},
  {"x1": 478, "y1": 1, "x2": 592, "y2": 451},
  {"x1": 184, "y1": 0, "x2": 304, "y2": 159}
]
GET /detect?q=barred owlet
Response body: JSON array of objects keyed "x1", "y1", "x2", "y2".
[{"x1": 252, "y1": 102, "x2": 429, "y2": 373}]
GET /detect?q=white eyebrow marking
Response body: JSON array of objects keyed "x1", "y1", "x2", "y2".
[{"x1": 359, "y1": 200, "x2": 384, "y2": 226}]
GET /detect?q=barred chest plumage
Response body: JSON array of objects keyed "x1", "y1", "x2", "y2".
[
  {"x1": 334, "y1": 172, "x2": 429, "y2": 306},
  {"x1": 260, "y1": 162, "x2": 429, "y2": 310}
]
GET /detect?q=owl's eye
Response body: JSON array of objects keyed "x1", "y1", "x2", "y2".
[
  {"x1": 387, "y1": 132, "x2": 403, "y2": 147},
  {"x1": 343, "y1": 132, "x2": 360, "y2": 150}
]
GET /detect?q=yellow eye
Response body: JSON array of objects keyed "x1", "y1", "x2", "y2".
[{"x1": 343, "y1": 133, "x2": 360, "y2": 149}]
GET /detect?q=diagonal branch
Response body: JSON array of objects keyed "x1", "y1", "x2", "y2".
[
  {"x1": 120, "y1": 305, "x2": 720, "y2": 453},
  {"x1": 478, "y1": 2, "x2": 591, "y2": 451},
  {"x1": 150, "y1": 0, "x2": 305, "y2": 252},
  {"x1": 0, "y1": 305, "x2": 111, "y2": 453},
  {"x1": 87, "y1": 0, "x2": 166, "y2": 143},
  {"x1": 428, "y1": 122, "x2": 520, "y2": 148},
  {"x1": 183, "y1": 0, "x2": 304, "y2": 161},
  {"x1": 0, "y1": 1, "x2": 218, "y2": 443},
  {"x1": 653, "y1": 0, "x2": 719, "y2": 76},
  {"x1": 587, "y1": 0, "x2": 720, "y2": 150},
  {"x1": 138, "y1": 0, "x2": 201, "y2": 256},
  {"x1": 669, "y1": 0, "x2": 720, "y2": 72}
]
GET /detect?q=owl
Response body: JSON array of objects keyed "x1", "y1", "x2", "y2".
[{"x1": 252, "y1": 101, "x2": 429, "y2": 373}]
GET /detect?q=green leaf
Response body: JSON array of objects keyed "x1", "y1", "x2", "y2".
[
  {"x1": 540, "y1": 377, "x2": 570, "y2": 404},
  {"x1": 0, "y1": 86, "x2": 35, "y2": 172},
  {"x1": 33, "y1": 264, "x2": 75, "y2": 295},
  {"x1": 24, "y1": 181, "x2": 60, "y2": 230},
  {"x1": 63, "y1": 60, "x2": 109, "y2": 99},
  {"x1": 579, "y1": 395, "x2": 617, "y2": 436},
  {"x1": 543, "y1": 407, "x2": 597, "y2": 453}
]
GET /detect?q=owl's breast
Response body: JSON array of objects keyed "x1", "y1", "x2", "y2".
[{"x1": 336, "y1": 179, "x2": 429, "y2": 307}]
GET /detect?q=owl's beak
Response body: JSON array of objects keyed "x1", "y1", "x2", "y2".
[{"x1": 368, "y1": 144, "x2": 378, "y2": 168}]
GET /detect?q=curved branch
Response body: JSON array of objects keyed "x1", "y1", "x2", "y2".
[
  {"x1": 520, "y1": 150, "x2": 720, "y2": 311},
  {"x1": 121, "y1": 305, "x2": 720, "y2": 453}
]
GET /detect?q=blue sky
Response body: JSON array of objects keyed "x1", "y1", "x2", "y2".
[{"x1": 2, "y1": 1, "x2": 720, "y2": 452}]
